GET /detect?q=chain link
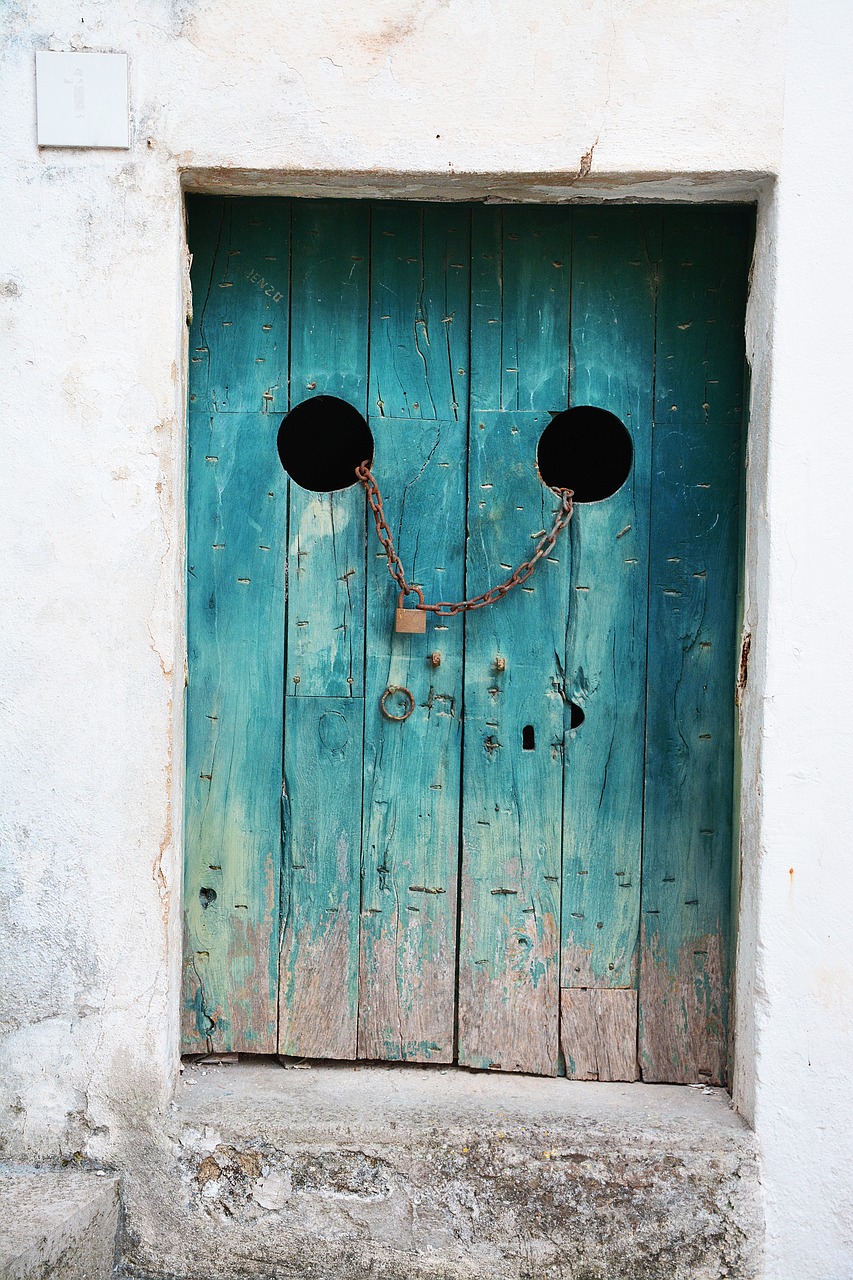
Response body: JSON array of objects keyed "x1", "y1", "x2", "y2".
[{"x1": 355, "y1": 460, "x2": 573, "y2": 617}]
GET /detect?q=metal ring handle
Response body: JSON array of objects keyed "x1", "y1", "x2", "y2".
[{"x1": 380, "y1": 685, "x2": 415, "y2": 722}]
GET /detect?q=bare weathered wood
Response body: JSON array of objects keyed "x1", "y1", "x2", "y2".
[
  {"x1": 639, "y1": 929, "x2": 726, "y2": 1085},
  {"x1": 278, "y1": 696, "x2": 363, "y2": 1059},
  {"x1": 560, "y1": 989, "x2": 639, "y2": 1081}
]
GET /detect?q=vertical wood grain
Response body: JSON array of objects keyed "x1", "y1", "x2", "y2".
[
  {"x1": 368, "y1": 202, "x2": 469, "y2": 421},
  {"x1": 654, "y1": 206, "x2": 753, "y2": 427},
  {"x1": 285, "y1": 200, "x2": 369, "y2": 700},
  {"x1": 182, "y1": 195, "x2": 290, "y2": 1052},
  {"x1": 183, "y1": 197, "x2": 751, "y2": 1079},
  {"x1": 561, "y1": 209, "x2": 660, "y2": 1000},
  {"x1": 639, "y1": 412, "x2": 743, "y2": 1084},
  {"x1": 358, "y1": 418, "x2": 466, "y2": 1061},
  {"x1": 500, "y1": 205, "x2": 572, "y2": 412},
  {"x1": 182, "y1": 409, "x2": 285, "y2": 1053},
  {"x1": 560, "y1": 989, "x2": 639, "y2": 1081},
  {"x1": 359, "y1": 204, "x2": 470, "y2": 1061},
  {"x1": 458, "y1": 206, "x2": 571, "y2": 1076},
  {"x1": 187, "y1": 196, "x2": 290, "y2": 416},
  {"x1": 278, "y1": 696, "x2": 363, "y2": 1058},
  {"x1": 639, "y1": 207, "x2": 752, "y2": 1084},
  {"x1": 459, "y1": 411, "x2": 567, "y2": 1076},
  {"x1": 279, "y1": 200, "x2": 370, "y2": 1055}
]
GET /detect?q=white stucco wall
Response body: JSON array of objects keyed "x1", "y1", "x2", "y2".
[
  {"x1": 736, "y1": 3, "x2": 853, "y2": 1273},
  {"x1": 1, "y1": 1, "x2": 851, "y2": 1276}
]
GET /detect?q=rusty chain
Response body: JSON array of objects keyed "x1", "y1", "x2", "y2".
[{"x1": 355, "y1": 460, "x2": 573, "y2": 617}]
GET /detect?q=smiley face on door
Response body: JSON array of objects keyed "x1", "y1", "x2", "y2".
[
  {"x1": 274, "y1": 388, "x2": 635, "y2": 1073},
  {"x1": 186, "y1": 197, "x2": 746, "y2": 1085}
]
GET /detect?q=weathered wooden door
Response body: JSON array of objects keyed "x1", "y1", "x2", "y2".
[{"x1": 183, "y1": 197, "x2": 752, "y2": 1084}]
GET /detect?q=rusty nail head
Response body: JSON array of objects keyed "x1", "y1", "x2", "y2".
[{"x1": 494, "y1": 656, "x2": 506, "y2": 672}]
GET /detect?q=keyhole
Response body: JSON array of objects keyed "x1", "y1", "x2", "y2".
[{"x1": 522, "y1": 725, "x2": 536, "y2": 751}]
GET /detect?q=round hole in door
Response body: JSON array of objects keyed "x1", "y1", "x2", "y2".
[
  {"x1": 277, "y1": 395, "x2": 374, "y2": 492},
  {"x1": 537, "y1": 406, "x2": 633, "y2": 503}
]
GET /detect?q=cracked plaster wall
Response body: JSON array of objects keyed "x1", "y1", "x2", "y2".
[{"x1": 2, "y1": 1, "x2": 852, "y2": 1277}]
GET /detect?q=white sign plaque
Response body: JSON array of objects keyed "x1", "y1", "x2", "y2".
[{"x1": 36, "y1": 52, "x2": 129, "y2": 149}]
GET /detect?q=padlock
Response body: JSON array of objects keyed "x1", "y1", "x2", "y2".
[{"x1": 395, "y1": 591, "x2": 427, "y2": 634}]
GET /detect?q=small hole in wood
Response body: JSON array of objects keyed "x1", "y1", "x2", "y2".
[
  {"x1": 199, "y1": 887, "x2": 217, "y2": 910},
  {"x1": 522, "y1": 724, "x2": 536, "y2": 751},
  {"x1": 569, "y1": 701, "x2": 585, "y2": 729},
  {"x1": 537, "y1": 406, "x2": 632, "y2": 502},
  {"x1": 278, "y1": 395, "x2": 373, "y2": 492}
]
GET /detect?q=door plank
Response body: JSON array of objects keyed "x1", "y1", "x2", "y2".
[
  {"x1": 459, "y1": 206, "x2": 571, "y2": 1076},
  {"x1": 460, "y1": 207, "x2": 573, "y2": 1075},
  {"x1": 187, "y1": 196, "x2": 291, "y2": 416},
  {"x1": 469, "y1": 205, "x2": 571, "y2": 414},
  {"x1": 359, "y1": 204, "x2": 470, "y2": 1062},
  {"x1": 279, "y1": 201, "x2": 370, "y2": 1057},
  {"x1": 561, "y1": 209, "x2": 660, "y2": 994},
  {"x1": 358, "y1": 418, "x2": 466, "y2": 1062},
  {"x1": 286, "y1": 200, "x2": 370, "y2": 700},
  {"x1": 182, "y1": 410, "x2": 286, "y2": 1053},
  {"x1": 654, "y1": 207, "x2": 753, "y2": 427},
  {"x1": 560, "y1": 989, "x2": 639, "y2": 1081},
  {"x1": 639, "y1": 208, "x2": 751, "y2": 1085},
  {"x1": 639, "y1": 415, "x2": 742, "y2": 1084},
  {"x1": 500, "y1": 205, "x2": 572, "y2": 412},
  {"x1": 369, "y1": 202, "x2": 469, "y2": 421},
  {"x1": 459, "y1": 412, "x2": 569, "y2": 1075},
  {"x1": 278, "y1": 696, "x2": 363, "y2": 1058}
]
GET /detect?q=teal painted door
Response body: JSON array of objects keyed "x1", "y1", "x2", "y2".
[{"x1": 183, "y1": 197, "x2": 753, "y2": 1083}]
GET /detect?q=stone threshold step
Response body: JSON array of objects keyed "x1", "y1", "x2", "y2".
[
  {"x1": 119, "y1": 1059, "x2": 763, "y2": 1280},
  {"x1": 0, "y1": 1164, "x2": 120, "y2": 1280}
]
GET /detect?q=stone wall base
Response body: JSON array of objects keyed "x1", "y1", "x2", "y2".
[
  {"x1": 0, "y1": 1166, "x2": 120, "y2": 1280},
  {"x1": 117, "y1": 1060, "x2": 762, "y2": 1280}
]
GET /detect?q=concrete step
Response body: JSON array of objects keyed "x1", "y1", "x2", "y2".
[
  {"x1": 117, "y1": 1059, "x2": 762, "y2": 1280},
  {"x1": 0, "y1": 1164, "x2": 120, "y2": 1280}
]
